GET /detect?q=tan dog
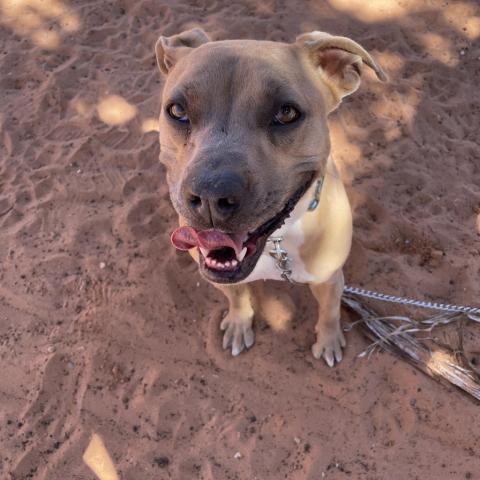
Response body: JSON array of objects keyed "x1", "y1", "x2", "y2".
[{"x1": 155, "y1": 29, "x2": 385, "y2": 366}]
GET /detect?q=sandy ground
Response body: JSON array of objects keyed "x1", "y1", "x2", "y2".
[{"x1": 1, "y1": 0, "x2": 480, "y2": 478}]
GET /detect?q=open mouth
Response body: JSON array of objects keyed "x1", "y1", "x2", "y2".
[{"x1": 171, "y1": 175, "x2": 315, "y2": 283}]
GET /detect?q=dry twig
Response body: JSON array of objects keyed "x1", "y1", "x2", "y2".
[{"x1": 342, "y1": 294, "x2": 480, "y2": 401}]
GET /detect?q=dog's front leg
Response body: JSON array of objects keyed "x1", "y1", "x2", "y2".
[
  {"x1": 309, "y1": 269, "x2": 346, "y2": 367},
  {"x1": 215, "y1": 283, "x2": 255, "y2": 357}
]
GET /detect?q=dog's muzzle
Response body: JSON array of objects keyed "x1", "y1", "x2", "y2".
[{"x1": 171, "y1": 173, "x2": 315, "y2": 284}]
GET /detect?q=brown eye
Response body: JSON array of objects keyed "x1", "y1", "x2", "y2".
[
  {"x1": 273, "y1": 105, "x2": 301, "y2": 125},
  {"x1": 167, "y1": 103, "x2": 189, "y2": 123}
]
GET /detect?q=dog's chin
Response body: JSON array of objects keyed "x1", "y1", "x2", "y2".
[
  {"x1": 199, "y1": 235, "x2": 268, "y2": 284},
  {"x1": 198, "y1": 173, "x2": 316, "y2": 284}
]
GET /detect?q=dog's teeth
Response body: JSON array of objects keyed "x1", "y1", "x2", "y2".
[
  {"x1": 206, "y1": 257, "x2": 239, "y2": 271},
  {"x1": 199, "y1": 247, "x2": 209, "y2": 258},
  {"x1": 238, "y1": 247, "x2": 247, "y2": 262}
]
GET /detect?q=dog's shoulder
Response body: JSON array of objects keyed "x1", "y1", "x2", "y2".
[{"x1": 300, "y1": 157, "x2": 352, "y2": 282}]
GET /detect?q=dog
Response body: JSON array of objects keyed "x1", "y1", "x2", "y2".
[{"x1": 155, "y1": 28, "x2": 386, "y2": 366}]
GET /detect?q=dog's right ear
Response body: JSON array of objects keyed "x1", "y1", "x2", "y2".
[
  {"x1": 296, "y1": 31, "x2": 387, "y2": 112},
  {"x1": 155, "y1": 28, "x2": 210, "y2": 75}
]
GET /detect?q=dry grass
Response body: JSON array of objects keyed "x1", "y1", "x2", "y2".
[{"x1": 343, "y1": 295, "x2": 480, "y2": 401}]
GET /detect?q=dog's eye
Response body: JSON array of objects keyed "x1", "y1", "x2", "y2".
[
  {"x1": 167, "y1": 103, "x2": 189, "y2": 123},
  {"x1": 272, "y1": 105, "x2": 301, "y2": 125}
]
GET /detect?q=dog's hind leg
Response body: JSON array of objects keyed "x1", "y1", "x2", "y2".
[
  {"x1": 309, "y1": 269, "x2": 346, "y2": 367},
  {"x1": 215, "y1": 283, "x2": 255, "y2": 357}
]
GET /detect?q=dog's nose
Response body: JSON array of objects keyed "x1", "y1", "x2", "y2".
[{"x1": 184, "y1": 171, "x2": 246, "y2": 225}]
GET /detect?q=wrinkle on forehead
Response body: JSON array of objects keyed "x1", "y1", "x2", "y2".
[{"x1": 164, "y1": 41, "x2": 315, "y2": 104}]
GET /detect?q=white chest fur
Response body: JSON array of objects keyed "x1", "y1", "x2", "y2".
[{"x1": 239, "y1": 196, "x2": 316, "y2": 284}]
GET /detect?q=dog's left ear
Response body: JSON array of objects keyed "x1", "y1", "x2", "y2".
[
  {"x1": 155, "y1": 28, "x2": 210, "y2": 75},
  {"x1": 296, "y1": 31, "x2": 387, "y2": 111}
]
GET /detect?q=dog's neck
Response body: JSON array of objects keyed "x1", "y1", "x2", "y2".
[
  {"x1": 265, "y1": 156, "x2": 339, "y2": 282},
  {"x1": 275, "y1": 156, "x2": 337, "y2": 228}
]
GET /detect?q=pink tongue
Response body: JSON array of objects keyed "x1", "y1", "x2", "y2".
[{"x1": 171, "y1": 226, "x2": 243, "y2": 256}]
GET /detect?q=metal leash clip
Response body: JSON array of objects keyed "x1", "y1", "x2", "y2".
[{"x1": 268, "y1": 236, "x2": 294, "y2": 282}]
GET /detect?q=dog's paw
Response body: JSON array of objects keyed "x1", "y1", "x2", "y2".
[
  {"x1": 220, "y1": 314, "x2": 254, "y2": 357},
  {"x1": 312, "y1": 327, "x2": 346, "y2": 367}
]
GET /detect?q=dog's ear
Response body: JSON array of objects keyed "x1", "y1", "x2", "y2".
[
  {"x1": 296, "y1": 31, "x2": 387, "y2": 111},
  {"x1": 155, "y1": 28, "x2": 210, "y2": 75}
]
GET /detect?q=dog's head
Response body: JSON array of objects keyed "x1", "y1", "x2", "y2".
[{"x1": 156, "y1": 28, "x2": 385, "y2": 283}]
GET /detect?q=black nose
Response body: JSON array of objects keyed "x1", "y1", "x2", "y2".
[{"x1": 183, "y1": 171, "x2": 246, "y2": 225}]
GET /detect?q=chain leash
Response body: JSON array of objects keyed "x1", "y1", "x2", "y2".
[
  {"x1": 342, "y1": 285, "x2": 480, "y2": 315},
  {"x1": 267, "y1": 177, "x2": 480, "y2": 316},
  {"x1": 267, "y1": 237, "x2": 294, "y2": 282}
]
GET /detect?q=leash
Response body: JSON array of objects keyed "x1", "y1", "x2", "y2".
[
  {"x1": 268, "y1": 178, "x2": 480, "y2": 316},
  {"x1": 343, "y1": 285, "x2": 480, "y2": 316}
]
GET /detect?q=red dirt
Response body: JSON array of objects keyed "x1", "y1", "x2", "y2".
[{"x1": 1, "y1": 0, "x2": 479, "y2": 478}]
